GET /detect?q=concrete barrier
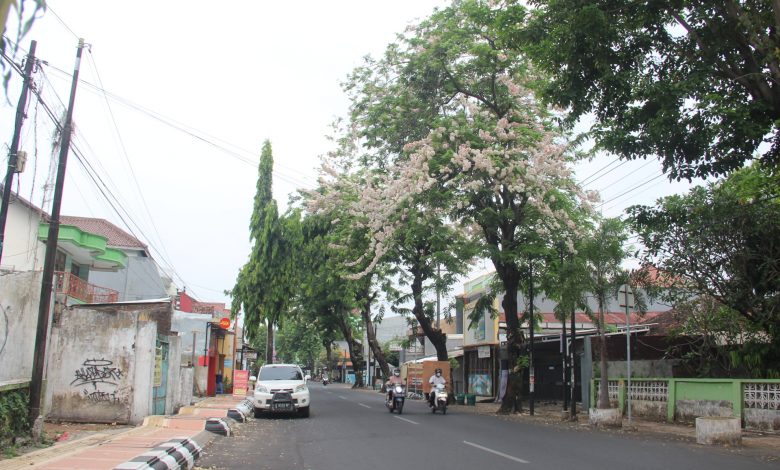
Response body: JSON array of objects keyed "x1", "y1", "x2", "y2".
[
  {"x1": 113, "y1": 437, "x2": 202, "y2": 470},
  {"x1": 696, "y1": 417, "x2": 742, "y2": 446},
  {"x1": 589, "y1": 407, "x2": 622, "y2": 428}
]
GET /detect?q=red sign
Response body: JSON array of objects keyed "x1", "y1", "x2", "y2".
[
  {"x1": 219, "y1": 317, "x2": 230, "y2": 329},
  {"x1": 233, "y1": 370, "x2": 249, "y2": 397}
]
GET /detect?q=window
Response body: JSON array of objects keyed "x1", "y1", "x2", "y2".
[
  {"x1": 55, "y1": 250, "x2": 66, "y2": 272},
  {"x1": 259, "y1": 366, "x2": 303, "y2": 381}
]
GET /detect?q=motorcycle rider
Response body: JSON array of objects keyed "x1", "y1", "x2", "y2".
[
  {"x1": 428, "y1": 368, "x2": 446, "y2": 407},
  {"x1": 385, "y1": 368, "x2": 405, "y2": 403}
]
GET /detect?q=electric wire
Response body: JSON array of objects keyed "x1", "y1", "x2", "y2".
[
  {"x1": 42, "y1": 64, "x2": 318, "y2": 190},
  {"x1": 85, "y1": 48, "x2": 176, "y2": 266},
  {"x1": 21, "y1": 78, "x2": 201, "y2": 299}
]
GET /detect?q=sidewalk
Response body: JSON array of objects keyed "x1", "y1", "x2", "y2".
[{"x1": 0, "y1": 395, "x2": 249, "y2": 470}]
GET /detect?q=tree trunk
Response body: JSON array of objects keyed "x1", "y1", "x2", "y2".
[
  {"x1": 337, "y1": 312, "x2": 364, "y2": 388},
  {"x1": 358, "y1": 280, "x2": 391, "y2": 381},
  {"x1": 597, "y1": 300, "x2": 610, "y2": 409},
  {"x1": 324, "y1": 340, "x2": 333, "y2": 374},
  {"x1": 498, "y1": 264, "x2": 524, "y2": 414},
  {"x1": 266, "y1": 318, "x2": 274, "y2": 364},
  {"x1": 411, "y1": 270, "x2": 448, "y2": 360}
]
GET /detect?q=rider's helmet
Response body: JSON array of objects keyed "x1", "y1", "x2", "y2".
[
  {"x1": 393, "y1": 368, "x2": 400, "y2": 376},
  {"x1": 435, "y1": 368, "x2": 442, "y2": 376}
]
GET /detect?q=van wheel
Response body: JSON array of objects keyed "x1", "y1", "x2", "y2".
[
  {"x1": 298, "y1": 407, "x2": 310, "y2": 418},
  {"x1": 253, "y1": 407, "x2": 263, "y2": 419}
]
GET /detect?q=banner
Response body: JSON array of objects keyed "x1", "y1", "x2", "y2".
[{"x1": 232, "y1": 370, "x2": 249, "y2": 397}]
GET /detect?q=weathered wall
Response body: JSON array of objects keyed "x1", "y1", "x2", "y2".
[
  {"x1": 744, "y1": 409, "x2": 780, "y2": 431},
  {"x1": 129, "y1": 320, "x2": 156, "y2": 424},
  {"x1": 0, "y1": 271, "x2": 41, "y2": 384},
  {"x1": 88, "y1": 251, "x2": 167, "y2": 302},
  {"x1": 175, "y1": 367, "x2": 194, "y2": 412},
  {"x1": 165, "y1": 335, "x2": 182, "y2": 414},
  {"x1": 45, "y1": 303, "x2": 169, "y2": 424},
  {"x1": 46, "y1": 307, "x2": 140, "y2": 423},
  {"x1": 0, "y1": 198, "x2": 46, "y2": 272}
]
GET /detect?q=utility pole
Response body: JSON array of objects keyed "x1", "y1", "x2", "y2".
[
  {"x1": 528, "y1": 255, "x2": 535, "y2": 416},
  {"x1": 28, "y1": 39, "x2": 85, "y2": 430},
  {"x1": 570, "y1": 304, "x2": 577, "y2": 420},
  {"x1": 0, "y1": 40, "x2": 37, "y2": 264}
]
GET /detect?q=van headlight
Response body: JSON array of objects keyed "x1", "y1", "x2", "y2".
[
  {"x1": 256, "y1": 385, "x2": 269, "y2": 393},
  {"x1": 295, "y1": 384, "x2": 308, "y2": 393}
]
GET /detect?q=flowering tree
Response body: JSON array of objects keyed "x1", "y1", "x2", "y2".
[{"x1": 335, "y1": 0, "x2": 596, "y2": 413}]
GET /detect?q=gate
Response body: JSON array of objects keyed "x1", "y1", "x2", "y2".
[{"x1": 153, "y1": 335, "x2": 170, "y2": 415}]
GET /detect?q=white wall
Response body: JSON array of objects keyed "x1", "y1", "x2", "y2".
[
  {"x1": 0, "y1": 271, "x2": 42, "y2": 384},
  {"x1": 45, "y1": 304, "x2": 161, "y2": 425},
  {"x1": 0, "y1": 198, "x2": 45, "y2": 272}
]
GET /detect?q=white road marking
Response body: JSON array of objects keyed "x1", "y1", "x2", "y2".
[
  {"x1": 359, "y1": 403, "x2": 371, "y2": 409},
  {"x1": 338, "y1": 395, "x2": 347, "y2": 400},
  {"x1": 462, "y1": 441, "x2": 529, "y2": 464},
  {"x1": 394, "y1": 416, "x2": 419, "y2": 425}
]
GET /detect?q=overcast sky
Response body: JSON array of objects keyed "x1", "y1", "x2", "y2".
[{"x1": 0, "y1": 1, "x2": 699, "y2": 306}]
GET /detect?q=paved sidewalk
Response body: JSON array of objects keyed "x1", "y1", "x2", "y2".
[{"x1": 0, "y1": 395, "x2": 248, "y2": 470}]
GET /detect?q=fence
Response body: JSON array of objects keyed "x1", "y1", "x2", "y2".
[{"x1": 591, "y1": 378, "x2": 780, "y2": 431}]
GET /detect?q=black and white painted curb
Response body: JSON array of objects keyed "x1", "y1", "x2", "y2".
[
  {"x1": 205, "y1": 417, "x2": 231, "y2": 436},
  {"x1": 113, "y1": 437, "x2": 201, "y2": 470},
  {"x1": 229, "y1": 398, "x2": 253, "y2": 422}
]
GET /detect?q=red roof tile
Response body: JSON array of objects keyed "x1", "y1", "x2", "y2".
[{"x1": 59, "y1": 216, "x2": 147, "y2": 249}]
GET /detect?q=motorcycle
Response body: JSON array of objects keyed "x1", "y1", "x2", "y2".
[
  {"x1": 322, "y1": 376, "x2": 329, "y2": 386},
  {"x1": 385, "y1": 383, "x2": 406, "y2": 414},
  {"x1": 430, "y1": 383, "x2": 448, "y2": 414}
]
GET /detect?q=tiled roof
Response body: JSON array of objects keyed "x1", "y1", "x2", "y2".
[{"x1": 59, "y1": 216, "x2": 147, "y2": 249}]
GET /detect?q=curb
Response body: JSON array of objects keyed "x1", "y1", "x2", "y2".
[{"x1": 113, "y1": 437, "x2": 202, "y2": 470}]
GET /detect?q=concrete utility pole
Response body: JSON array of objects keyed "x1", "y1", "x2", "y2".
[
  {"x1": 0, "y1": 40, "x2": 37, "y2": 264},
  {"x1": 29, "y1": 39, "x2": 85, "y2": 431}
]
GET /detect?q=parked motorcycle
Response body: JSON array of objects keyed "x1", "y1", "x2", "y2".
[
  {"x1": 430, "y1": 383, "x2": 448, "y2": 414},
  {"x1": 385, "y1": 384, "x2": 406, "y2": 414}
]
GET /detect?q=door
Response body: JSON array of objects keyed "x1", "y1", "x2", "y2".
[{"x1": 153, "y1": 335, "x2": 170, "y2": 415}]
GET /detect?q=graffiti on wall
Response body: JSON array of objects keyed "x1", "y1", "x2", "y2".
[{"x1": 71, "y1": 358, "x2": 123, "y2": 403}]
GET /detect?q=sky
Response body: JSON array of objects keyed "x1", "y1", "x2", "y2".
[{"x1": 0, "y1": 1, "x2": 700, "y2": 307}]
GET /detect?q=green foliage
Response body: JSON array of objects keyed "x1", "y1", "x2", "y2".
[
  {"x1": 628, "y1": 163, "x2": 780, "y2": 350},
  {"x1": 231, "y1": 140, "x2": 303, "y2": 361},
  {"x1": 523, "y1": 1, "x2": 780, "y2": 180},
  {"x1": 1, "y1": 0, "x2": 45, "y2": 95},
  {"x1": 275, "y1": 314, "x2": 325, "y2": 367},
  {"x1": 0, "y1": 388, "x2": 30, "y2": 447}
]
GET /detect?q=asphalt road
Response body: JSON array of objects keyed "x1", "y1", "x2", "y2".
[{"x1": 195, "y1": 383, "x2": 776, "y2": 470}]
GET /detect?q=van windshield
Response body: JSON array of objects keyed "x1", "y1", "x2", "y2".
[{"x1": 259, "y1": 366, "x2": 303, "y2": 381}]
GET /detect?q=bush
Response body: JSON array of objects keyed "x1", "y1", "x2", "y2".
[{"x1": 0, "y1": 388, "x2": 30, "y2": 448}]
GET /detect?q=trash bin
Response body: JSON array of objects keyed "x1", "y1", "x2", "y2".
[
  {"x1": 466, "y1": 393, "x2": 476, "y2": 406},
  {"x1": 455, "y1": 393, "x2": 465, "y2": 405}
]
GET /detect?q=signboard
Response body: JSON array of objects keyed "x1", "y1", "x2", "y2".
[
  {"x1": 477, "y1": 345, "x2": 491, "y2": 359},
  {"x1": 219, "y1": 317, "x2": 231, "y2": 329},
  {"x1": 232, "y1": 370, "x2": 249, "y2": 397},
  {"x1": 224, "y1": 358, "x2": 233, "y2": 368},
  {"x1": 153, "y1": 346, "x2": 163, "y2": 387},
  {"x1": 244, "y1": 351, "x2": 257, "y2": 360}
]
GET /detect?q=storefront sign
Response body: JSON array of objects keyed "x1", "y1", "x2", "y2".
[
  {"x1": 232, "y1": 370, "x2": 249, "y2": 397},
  {"x1": 477, "y1": 345, "x2": 491, "y2": 358}
]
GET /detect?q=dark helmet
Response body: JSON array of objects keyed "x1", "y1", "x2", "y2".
[
  {"x1": 435, "y1": 368, "x2": 442, "y2": 375},
  {"x1": 393, "y1": 368, "x2": 401, "y2": 376}
]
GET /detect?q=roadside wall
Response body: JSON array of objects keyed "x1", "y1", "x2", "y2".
[
  {"x1": 45, "y1": 303, "x2": 165, "y2": 424},
  {"x1": 0, "y1": 271, "x2": 41, "y2": 385}
]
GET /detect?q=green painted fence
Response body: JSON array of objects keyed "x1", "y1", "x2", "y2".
[{"x1": 591, "y1": 378, "x2": 780, "y2": 428}]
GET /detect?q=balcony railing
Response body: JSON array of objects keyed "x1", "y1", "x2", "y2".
[{"x1": 55, "y1": 271, "x2": 119, "y2": 303}]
